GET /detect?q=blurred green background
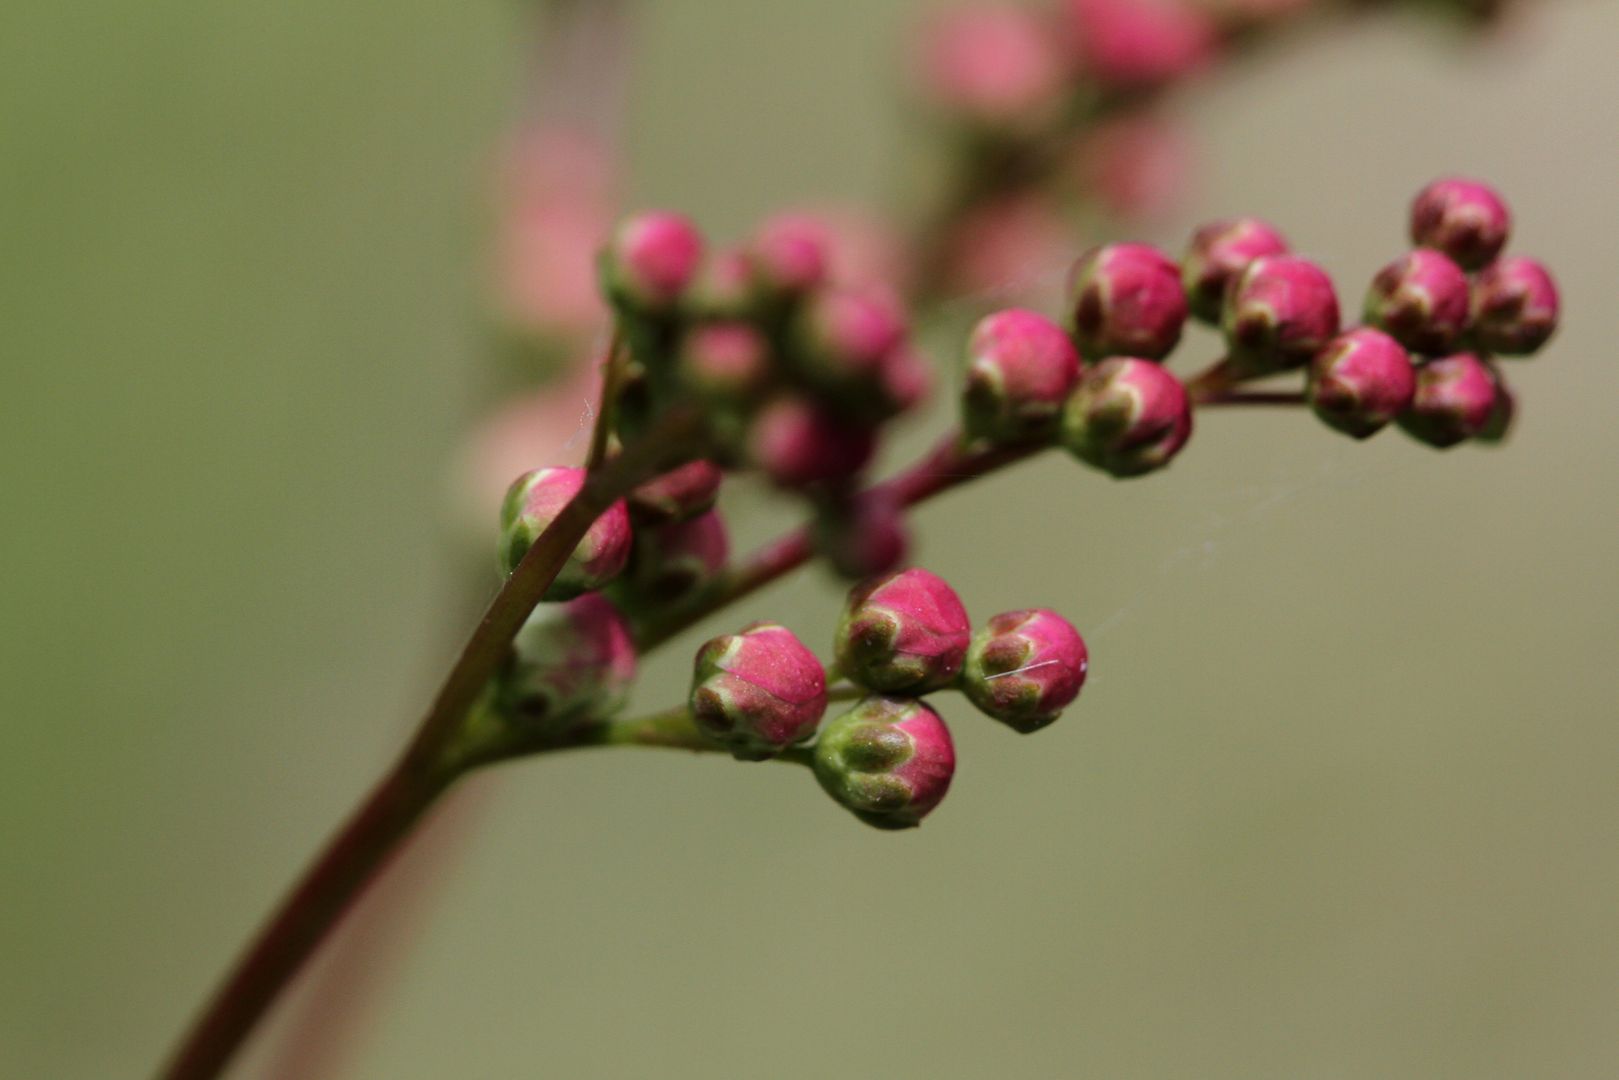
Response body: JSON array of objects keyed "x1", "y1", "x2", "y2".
[{"x1": 4, "y1": 2, "x2": 1618, "y2": 1078}]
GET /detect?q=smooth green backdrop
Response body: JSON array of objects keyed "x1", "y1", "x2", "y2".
[{"x1": 4, "y1": 2, "x2": 1617, "y2": 1078}]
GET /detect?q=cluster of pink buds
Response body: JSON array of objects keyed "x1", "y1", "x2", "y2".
[
  {"x1": 489, "y1": 179, "x2": 1554, "y2": 822},
  {"x1": 684, "y1": 568, "x2": 1088, "y2": 828}
]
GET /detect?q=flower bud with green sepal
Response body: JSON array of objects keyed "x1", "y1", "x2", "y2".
[
  {"x1": 961, "y1": 609, "x2": 1089, "y2": 733},
  {"x1": 1410, "y1": 178, "x2": 1510, "y2": 271},
  {"x1": 1397, "y1": 352, "x2": 1499, "y2": 448},
  {"x1": 835, "y1": 567, "x2": 972, "y2": 693},
  {"x1": 1306, "y1": 327, "x2": 1415, "y2": 439},
  {"x1": 1222, "y1": 254, "x2": 1340, "y2": 374},
  {"x1": 689, "y1": 622, "x2": 828, "y2": 760},
  {"x1": 1061, "y1": 357, "x2": 1192, "y2": 477},
  {"x1": 1472, "y1": 256, "x2": 1559, "y2": 357},
  {"x1": 962, "y1": 309, "x2": 1082, "y2": 444},
  {"x1": 627, "y1": 460, "x2": 723, "y2": 526},
  {"x1": 1066, "y1": 242, "x2": 1188, "y2": 361},
  {"x1": 601, "y1": 210, "x2": 705, "y2": 313},
  {"x1": 813, "y1": 696, "x2": 956, "y2": 829},
  {"x1": 616, "y1": 509, "x2": 729, "y2": 608},
  {"x1": 500, "y1": 593, "x2": 637, "y2": 736},
  {"x1": 1181, "y1": 217, "x2": 1289, "y2": 325},
  {"x1": 1364, "y1": 249, "x2": 1471, "y2": 356},
  {"x1": 498, "y1": 467, "x2": 632, "y2": 599}
]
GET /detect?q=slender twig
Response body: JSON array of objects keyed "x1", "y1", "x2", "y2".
[
  {"x1": 157, "y1": 409, "x2": 703, "y2": 1080},
  {"x1": 636, "y1": 432, "x2": 1047, "y2": 652},
  {"x1": 585, "y1": 325, "x2": 625, "y2": 470}
]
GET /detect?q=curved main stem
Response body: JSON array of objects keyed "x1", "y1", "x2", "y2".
[{"x1": 156, "y1": 409, "x2": 701, "y2": 1080}]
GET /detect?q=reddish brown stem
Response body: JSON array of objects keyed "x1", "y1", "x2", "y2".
[
  {"x1": 157, "y1": 758, "x2": 451, "y2": 1080},
  {"x1": 635, "y1": 432, "x2": 1044, "y2": 651},
  {"x1": 156, "y1": 409, "x2": 701, "y2": 1080}
]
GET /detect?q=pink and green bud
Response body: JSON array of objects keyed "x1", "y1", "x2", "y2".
[
  {"x1": 1067, "y1": 242, "x2": 1188, "y2": 361},
  {"x1": 1306, "y1": 328, "x2": 1416, "y2": 439},
  {"x1": 961, "y1": 609, "x2": 1089, "y2": 734},
  {"x1": 1061, "y1": 357, "x2": 1192, "y2": 477},
  {"x1": 690, "y1": 622, "x2": 828, "y2": 760},
  {"x1": 601, "y1": 211, "x2": 705, "y2": 311},
  {"x1": 618, "y1": 509, "x2": 729, "y2": 606},
  {"x1": 812, "y1": 696, "x2": 956, "y2": 830},
  {"x1": 1364, "y1": 249, "x2": 1471, "y2": 356},
  {"x1": 498, "y1": 467, "x2": 632, "y2": 598},
  {"x1": 1222, "y1": 254, "x2": 1341, "y2": 373},
  {"x1": 747, "y1": 397, "x2": 876, "y2": 489},
  {"x1": 1397, "y1": 352, "x2": 1499, "y2": 448},
  {"x1": 627, "y1": 459, "x2": 723, "y2": 526},
  {"x1": 677, "y1": 322, "x2": 771, "y2": 403},
  {"x1": 1409, "y1": 178, "x2": 1511, "y2": 271},
  {"x1": 502, "y1": 594, "x2": 636, "y2": 732},
  {"x1": 793, "y1": 286, "x2": 908, "y2": 391},
  {"x1": 1058, "y1": 0, "x2": 1218, "y2": 90},
  {"x1": 1181, "y1": 217, "x2": 1290, "y2": 325},
  {"x1": 1471, "y1": 256, "x2": 1560, "y2": 356},
  {"x1": 962, "y1": 309, "x2": 1083, "y2": 443},
  {"x1": 916, "y1": 5, "x2": 1067, "y2": 128},
  {"x1": 814, "y1": 490, "x2": 910, "y2": 581},
  {"x1": 687, "y1": 248, "x2": 756, "y2": 318},
  {"x1": 835, "y1": 567, "x2": 972, "y2": 693},
  {"x1": 748, "y1": 214, "x2": 832, "y2": 294}
]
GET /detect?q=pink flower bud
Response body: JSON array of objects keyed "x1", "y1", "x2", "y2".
[
  {"x1": 618, "y1": 510, "x2": 729, "y2": 606},
  {"x1": 962, "y1": 609, "x2": 1090, "y2": 733},
  {"x1": 962, "y1": 309, "x2": 1084, "y2": 443},
  {"x1": 687, "y1": 247, "x2": 757, "y2": 318},
  {"x1": 498, "y1": 467, "x2": 632, "y2": 598},
  {"x1": 748, "y1": 214, "x2": 832, "y2": 294},
  {"x1": 1306, "y1": 328, "x2": 1416, "y2": 439},
  {"x1": 1059, "y1": 0, "x2": 1218, "y2": 90},
  {"x1": 813, "y1": 696, "x2": 956, "y2": 829},
  {"x1": 1364, "y1": 249, "x2": 1471, "y2": 356},
  {"x1": 1067, "y1": 242, "x2": 1188, "y2": 361},
  {"x1": 916, "y1": 5, "x2": 1067, "y2": 127},
  {"x1": 1471, "y1": 255, "x2": 1559, "y2": 356},
  {"x1": 503, "y1": 594, "x2": 636, "y2": 732},
  {"x1": 602, "y1": 211, "x2": 705, "y2": 310},
  {"x1": 1397, "y1": 352, "x2": 1499, "y2": 448},
  {"x1": 1181, "y1": 217, "x2": 1290, "y2": 324},
  {"x1": 1061, "y1": 357, "x2": 1192, "y2": 477},
  {"x1": 1222, "y1": 254, "x2": 1340, "y2": 373},
  {"x1": 880, "y1": 345, "x2": 935, "y2": 417},
  {"x1": 794, "y1": 286, "x2": 909, "y2": 390},
  {"x1": 835, "y1": 568, "x2": 972, "y2": 693},
  {"x1": 691, "y1": 622, "x2": 828, "y2": 760},
  {"x1": 747, "y1": 397, "x2": 877, "y2": 489},
  {"x1": 1410, "y1": 178, "x2": 1511, "y2": 271},
  {"x1": 814, "y1": 490, "x2": 910, "y2": 580},
  {"x1": 627, "y1": 460, "x2": 724, "y2": 525},
  {"x1": 677, "y1": 322, "x2": 771, "y2": 403}
]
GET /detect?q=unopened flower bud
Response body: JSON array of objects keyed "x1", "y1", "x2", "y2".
[
  {"x1": 499, "y1": 467, "x2": 632, "y2": 598},
  {"x1": 813, "y1": 697, "x2": 956, "y2": 829},
  {"x1": 916, "y1": 5, "x2": 1066, "y2": 128},
  {"x1": 814, "y1": 490, "x2": 910, "y2": 580},
  {"x1": 835, "y1": 568, "x2": 972, "y2": 693},
  {"x1": 879, "y1": 346, "x2": 934, "y2": 418},
  {"x1": 748, "y1": 214, "x2": 832, "y2": 294},
  {"x1": 1397, "y1": 352, "x2": 1499, "y2": 448},
  {"x1": 687, "y1": 247, "x2": 756, "y2": 318},
  {"x1": 961, "y1": 609, "x2": 1089, "y2": 733},
  {"x1": 1059, "y1": 0, "x2": 1218, "y2": 90},
  {"x1": 1067, "y1": 243, "x2": 1188, "y2": 361},
  {"x1": 627, "y1": 460, "x2": 723, "y2": 525},
  {"x1": 1061, "y1": 357, "x2": 1192, "y2": 477},
  {"x1": 793, "y1": 286, "x2": 908, "y2": 391},
  {"x1": 677, "y1": 322, "x2": 771, "y2": 403},
  {"x1": 1410, "y1": 178, "x2": 1511, "y2": 271},
  {"x1": 502, "y1": 594, "x2": 636, "y2": 731},
  {"x1": 1364, "y1": 249, "x2": 1471, "y2": 356},
  {"x1": 690, "y1": 622, "x2": 827, "y2": 760},
  {"x1": 602, "y1": 211, "x2": 705, "y2": 311},
  {"x1": 962, "y1": 309, "x2": 1083, "y2": 443},
  {"x1": 1181, "y1": 217, "x2": 1290, "y2": 324},
  {"x1": 618, "y1": 510, "x2": 729, "y2": 606},
  {"x1": 1222, "y1": 255, "x2": 1340, "y2": 373},
  {"x1": 1306, "y1": 328, "x2": 1415, "y2": 439},
  {"x1": 747, "y1": 397, "x2": 876, "y2": 489},
  {"x1": 1471, "y1": 256, "x2": 1559, "y2": 356}
]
